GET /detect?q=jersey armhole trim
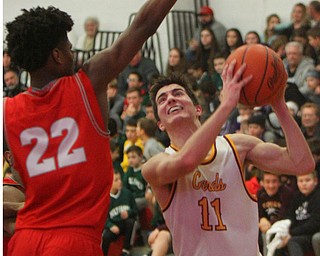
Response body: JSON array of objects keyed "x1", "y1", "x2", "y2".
[
  {"x1": 162, "y1": 181, "x2": 177, "y2": 213},
  {"x1": 224, "y1": 135, "x2": 257, "y2": 202},
  {"x1": 75, "y1": 73, "x2": 109, "y2": 137},
  {"x1": 170, "y1": 144, "x2": 217, "y2": 164}
]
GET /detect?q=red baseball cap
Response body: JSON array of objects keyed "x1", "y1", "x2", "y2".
[{"x1": 198, "y1": 6, "x2": 213, "y2": 16}]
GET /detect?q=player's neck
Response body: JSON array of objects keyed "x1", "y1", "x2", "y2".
[
  {"x1": 29, "y1": 57, "x2": 69, "y2": 89},
  {"x1": 167, "y1": 120, "x2": 200, "y2": 148},
  {"x1": 30, "y1": 69, "x2": 60, "y2": 89}
]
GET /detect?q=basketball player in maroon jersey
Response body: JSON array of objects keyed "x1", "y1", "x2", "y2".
[{"x1": 3, "y1": 1, "x2": 177, "y2": 255}]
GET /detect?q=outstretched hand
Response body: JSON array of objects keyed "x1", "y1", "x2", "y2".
[{"x1": 220, "y1": 59, "x2": 252, "y2": 108}]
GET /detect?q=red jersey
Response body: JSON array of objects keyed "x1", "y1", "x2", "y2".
[
  {"x1": 4, "y1": 70, "x2": 113, "y2": 241},
  {"x1": 3, "y1": 177, "x2": 24, "y2": 256}
]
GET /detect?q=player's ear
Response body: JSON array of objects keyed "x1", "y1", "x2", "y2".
[
  {"x1": 195, "y1": 105, "x2": 202, "y2": 117},
  {"x1": 51, "y1": 48, "x2": 63, "y2": 64},
  {"x1": 157, "y1": 120, "x2": 166, "y2": 132}
]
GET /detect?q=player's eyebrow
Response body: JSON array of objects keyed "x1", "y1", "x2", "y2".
[{"x1": 156, "y1": 88, "x2": 186, "y2": 103}]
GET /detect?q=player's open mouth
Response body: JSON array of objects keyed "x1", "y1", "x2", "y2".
[{"x1": 168, "y1": 106, "x2": 183, "y2": 114}]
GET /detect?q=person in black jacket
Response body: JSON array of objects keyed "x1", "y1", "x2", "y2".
[
  {"x1": 275, "y1": 171, "x2": 320, "y2": 256},
  {"x1": 257, "y1": 172, "x2": 295, "y2": 255}
]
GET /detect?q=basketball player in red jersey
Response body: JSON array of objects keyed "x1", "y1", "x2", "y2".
[
  {"x1": 142, "y1": 63, "x2": 315, "y2": 256},
  {"x1": 3, "y1": 1, "x2": 177, "y2": 255}
]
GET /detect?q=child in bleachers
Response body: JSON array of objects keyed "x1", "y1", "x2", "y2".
[
  {"x1": 248, "y1": 114, "x2": 276, "y2": 143},
  {"x1": 123, "y1": 145, "x2": 148, "y2": 211},
  {"x1": 102, "y1": 170, "x2": 138, "y2": 256},
  {"x1": 122, "y1": 145, "x2": 148, "y2": 246},
  {"x1": 270, "y1": 171, "x2": 320, "y2": 256},
  {"x1": 257, "y1": 172, "x2": 294, "y2": 255},
  {"x1": 211, "y1": 52, "x2": 226, "y2": 92},
  {"x1": 121, "y1": 118, "x2": 144, "y2": 173},
  {"x1": 137, "y1": 117, "x2": 165, "y2": 161}
]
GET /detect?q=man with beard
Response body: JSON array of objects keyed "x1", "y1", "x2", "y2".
[{"x1": 3, "y1": 69, "x2": 27, "y2": 97}]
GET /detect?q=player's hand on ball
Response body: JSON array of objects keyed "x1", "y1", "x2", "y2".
[{"x1": 221, "y1": 59, "x2": 252, "y2": 108}]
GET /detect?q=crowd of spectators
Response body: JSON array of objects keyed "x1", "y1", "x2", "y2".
[{"x1": 3, "y1": 1, "x2": 320, "y2": 256}]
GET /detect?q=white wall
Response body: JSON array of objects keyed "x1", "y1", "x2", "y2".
[
  {"x1": 211, "y1": 0, "x2": 311, "y2": 39},
  {"x1": 3, "y1": 0, "x2": 312, "y2": 69}
]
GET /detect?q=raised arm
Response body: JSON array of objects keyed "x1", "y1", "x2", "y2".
[
  {"x1": 230, "y1": 87, "x2": 315, "y2": 176},
  {"x1": 143, "y1": 61, "x2": 252, "y2": 187},
  {"x1": 83, "y1": 0, "x2": 176, "y2": 95}
]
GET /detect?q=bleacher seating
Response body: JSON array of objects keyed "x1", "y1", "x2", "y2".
[{"x1": 166, "y1": 10, "x2": 197, "y2": 52}]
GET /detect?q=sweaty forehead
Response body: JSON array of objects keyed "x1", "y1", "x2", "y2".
[{"x1": 156, "y1": 84, "x2": 185, "y2": 100}]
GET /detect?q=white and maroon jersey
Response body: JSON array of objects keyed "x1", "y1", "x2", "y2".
[
  {"x1": 4, "y1": 70, "x2": 113, "y2": 241},
  {"x1": 163, "y1": 135, "x2": 260, "y2": 256}
]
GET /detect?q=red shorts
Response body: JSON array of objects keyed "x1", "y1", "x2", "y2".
[{"x1": 8, "y1": 228, "x2": 103, "y2": 256}]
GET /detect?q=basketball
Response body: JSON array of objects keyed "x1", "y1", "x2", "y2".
[{"x1": 225, "y1": 44, "x2": 288, "y2": 106}]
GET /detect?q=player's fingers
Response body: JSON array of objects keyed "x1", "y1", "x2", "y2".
[
  {"x1": 232, "y1": 62, "x2": 246, "y2": 82},
  {"x1": 221, "y1": 63, "x2": 229, "y2": 81},
  {"x1": 241, "y1": 74, "x2": 253, "y2": 87},
  {"x1": 226, "y1": 59, "x2": 236, "y2": 81}
]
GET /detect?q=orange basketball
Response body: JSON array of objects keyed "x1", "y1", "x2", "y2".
[{"x1": 225, "y1": 44, "x2": 288, "y2": 106}]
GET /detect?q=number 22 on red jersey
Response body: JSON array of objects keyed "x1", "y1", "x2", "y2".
[{"x1": 20, "y1": 117, "x2": 87, "y2": 177}]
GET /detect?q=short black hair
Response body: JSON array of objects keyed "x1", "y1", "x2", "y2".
[
  {"x1": 262, "y1": 171, "x2": 280, "y2": 181},
  {"x1": 5, "y1": 6, "x2": 74, "y2": 72},
  {"x1": 248, "y1": 114, "x2": 266, "y2": 129},
  {"x1": 128, "y1": 71, "x2": 143, "y2": 82},
  {"x1": 126, "y1": 87, "x2": 142, "y2": 97},
  {"x1": 213, "y1": 51, "x2": 228, "y2": 60},
  {"x1": 126, "y1": 145, "x2": 143, "y2": 156},
  {"x1": 307, "y1": 27, "x2": 320, "y2": 38},
  {"x1": 126, "y1": 118, "x2": 138, "y2": 128},
  {"x1": 149, "y1": 72, "x2": 199, "y2": 121}
]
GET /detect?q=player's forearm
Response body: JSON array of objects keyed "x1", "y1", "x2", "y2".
[
  {"x1": 85, "y1": 0, "x2": 177, "y2": 93},
  {"x1": 134, "y1": 0, "x2": 177, "y2": 37},
  {"x1": 179, "y1": 102, "x2": 234, "y2": 171},
  {"x1": 273, "y1": 100, "x2": 315, "y2": 174}
]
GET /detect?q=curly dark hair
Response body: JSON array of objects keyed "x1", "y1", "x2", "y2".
[
  {"x1": 149, "y1": 73, "x2": 199, "y2": 121},
  {"x1": 5, "y1": 6, "x2": 74, "y2": 72}
]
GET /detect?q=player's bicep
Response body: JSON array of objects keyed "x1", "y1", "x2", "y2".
[
  {"x1": 247, "y1": 142, "x2": 292, "y2": 174},
  {"x1": 231, "y1": 134, "x2": 287, "y2": 173}
]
